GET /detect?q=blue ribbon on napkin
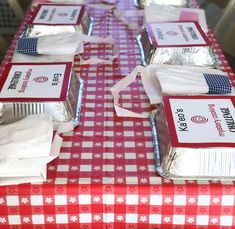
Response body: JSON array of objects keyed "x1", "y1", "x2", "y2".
[
  {"x1": 17, "y1": 37, "x2": 39, "y2": 55},
  {"x1": 204, "y1": 73, "x2": 232, "y2": 94}
]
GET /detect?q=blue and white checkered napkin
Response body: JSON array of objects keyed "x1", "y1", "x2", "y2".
[
  {"x1": 204, "y1": 73, "x2": 232, "y2": 94},
  {"x1": 155, "y1": 66, "x2": 232, "y2": 95},
  {"x1": 17, "y1": 33, "x2": 84, "y2": 55},
  {"x1": 17, "y1": 37, "x2": 39, "y2": 55}
]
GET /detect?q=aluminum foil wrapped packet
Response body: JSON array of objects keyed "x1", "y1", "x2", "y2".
[
  {"x1": 25, "y1": 4, "x2": 93, "y2": 37},
  {"x1": 0, "y1": 62, "x2": 83, "y2": 126},
  {"x1": 134, "y1": 0, "x2": 188, "y2": 9},
  {"x1": 137, "y1": 21, "x2": 220, "y2": 67},
  {"x1": 151, "y1": 96, "x2": 235, "y2": 180}
]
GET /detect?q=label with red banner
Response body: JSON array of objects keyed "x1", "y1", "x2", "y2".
[
  {"x1": 0, "y1": 62, "x2": 72, "y2": 102},
  {"x1": 163, "y1": 96, "x2": 235, "y2": 148},
  {"x1": 146, "y1": 21, "x2": 211, "y2": 48},
  {"x1": 29, "y1": 4, "x2": 85, "y2": 25}
]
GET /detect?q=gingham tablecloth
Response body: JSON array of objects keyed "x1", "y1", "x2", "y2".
[{"x1": 1, "y1": 1, "x2": 235, "y2": 228}]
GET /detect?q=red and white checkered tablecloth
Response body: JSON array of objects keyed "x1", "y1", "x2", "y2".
[{"x1": 1, "y1": 0, "x2": 235, "y2": 228}]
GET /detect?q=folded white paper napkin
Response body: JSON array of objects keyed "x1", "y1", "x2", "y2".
[
  {"x1": 151, "y1": 0, "x2": 187, "y2": 6},
  {"x1": 155, "y1": 67, "x2": 232, "y2": 95},
  {"x1": 0, "y1": 114, "x2": 61, "y2": 185},
  {"x1": 144, "y1": 4, "x2": 208, "y2": 33},
  {"x1": 49, "y1": 0, "x2": 84, "y2": 3},
  {"x1": 141, "y1": 0, "x2": 187, "y2": 7},
  {"x1": 12, "y1": 51, "x2": 75, "y2": 63},
  {"x1": 0, "y1": 114, "x2": 53, "y2": 159},
  {"x1": 101, "y1": 0, "x2": 118, "y2": 4},
  {"x1": 17, "y1": 32, "x2": 84, "y2": 55},
  {"x1": 0, "y1": 111, "x2": 75, "y2": 185}
]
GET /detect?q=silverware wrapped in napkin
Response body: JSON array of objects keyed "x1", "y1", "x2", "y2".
[
  {"x1": 137, "y1": 21, "x2": 220, "y2": 67},
  {"x1": 17, "y1": 32, "x2": 84, "y2": 55},
  {"x1": 0, "y1": 62, "x2": 83, "y2": 126},
  {"x1": 150, "y1": 96, "x2": 235, "y2": 180},
  {"x1": 154, "y1": 65, "x2": 232, "y2": 95},
  {"x1": 25, "y1": 4, "x2": 93, "y2": 37}
]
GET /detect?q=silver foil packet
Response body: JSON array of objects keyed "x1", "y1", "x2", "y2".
[
  {"x1": 134, "y1": 0, "x2": 188, "y2": 9},
  {"x1": 137, "y1": 21, "x2": 220, "y2": 67},
  {"x1": 150, "y1": 96, "x2": 235, "y2": 180},
  {"x1": 0, "y1": 62, "x2": 84, "y2": 126},
  {"x1": 25, "y1": 4, "x2": 93, "y2": 37}
]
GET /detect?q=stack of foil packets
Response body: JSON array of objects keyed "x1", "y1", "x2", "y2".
[
  {"x1": 0, "y1": 62, "x2": 83, "y2": 126},
  {"x1": 138, "y1": 21, "x2": 220, "y2": 67}
]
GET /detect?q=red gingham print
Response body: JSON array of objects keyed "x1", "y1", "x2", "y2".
[{"x1": 0, "y1": 0, "x2": 235, "y2": 228}]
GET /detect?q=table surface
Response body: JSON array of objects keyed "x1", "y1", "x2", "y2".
[{"x1": 0, "y1": 0, "x2": 235, "y2": 228}]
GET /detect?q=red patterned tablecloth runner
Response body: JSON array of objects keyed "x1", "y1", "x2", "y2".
[{"x1": 0, "y1": 0, "x2": 235, "y2": 228}]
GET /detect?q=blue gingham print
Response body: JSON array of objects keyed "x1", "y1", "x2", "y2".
[
  {"x1": 204, "y1": 73, "x2": 232, "y2": 94},
  {"x1": 17, "y1": 37, "x2": 39, "y2": 55}
]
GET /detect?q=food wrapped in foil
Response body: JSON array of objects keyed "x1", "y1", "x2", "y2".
[
  {"x1": 150, "y1": 96, "x2": 235, "y2": 180},
  {"x1": 0, "y1": 62, "x2": 84, "y2": 126},
  {"x1": 134, "y1": 0, "x2": 188, "y2": 9},
  {"x1": 25, "y1": 4, "x2": 93, "y2": 37},
  {"x1": 137, "y1": 21, "x2": 220, "y2": 67}
]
